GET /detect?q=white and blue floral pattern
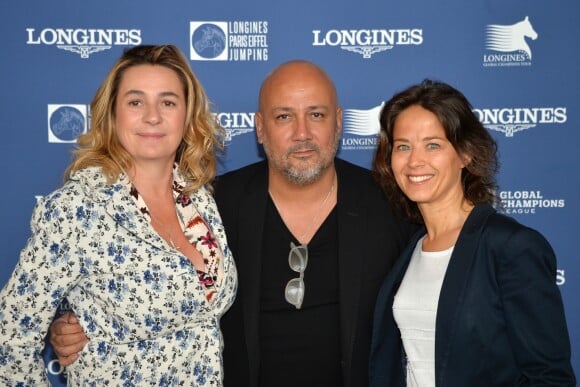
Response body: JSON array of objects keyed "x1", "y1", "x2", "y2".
[{"x1": 0, "y1": 167, "x2": 237, "y2": 386}]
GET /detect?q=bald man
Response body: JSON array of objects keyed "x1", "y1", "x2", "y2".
[{"x1": 216, "y1": 60, "x2": 413, "y2": 386}]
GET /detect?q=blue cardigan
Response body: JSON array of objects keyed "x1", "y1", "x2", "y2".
[{"x1": 369, "y1": 203, "x2": 575, "y2": 386}]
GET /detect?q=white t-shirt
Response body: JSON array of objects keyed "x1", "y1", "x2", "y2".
[{"x1": 392, "y1": 236, "x2": 453, "y2": 387}]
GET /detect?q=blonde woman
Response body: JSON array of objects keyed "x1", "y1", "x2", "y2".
[{"x1": 0, "y1": 45, "x2": 237, "y2": 385}]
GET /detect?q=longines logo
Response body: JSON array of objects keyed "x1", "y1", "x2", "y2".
[
  {"x1": 483, "y1": 16, "x2": 537, "y2": 67},
  {"x1": 312, "y1": 28, "x2": 423, "y2": 58},
  {"x1": 47, "y1": 104, "x2": 89, "y2": 143},
  {"x1": 26, "y1": 28, "x2": 142, "y2": 58},
  {"x1": 473, "y1": 107, "x2": 566, "y2": 137},
  {"x1": 341, "y1": 103, "x2": 382, "y2": 150},
  {"x1": 190, "y1": 21, "x2": 269, "y2": 61},
  {"x1": 216, "y1": 112, "x2": 255, "y2": 142}
]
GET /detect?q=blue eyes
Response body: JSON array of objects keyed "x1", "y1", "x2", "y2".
[{"x1": 394, "y1": 143, "x2": 440, "y2": 151}]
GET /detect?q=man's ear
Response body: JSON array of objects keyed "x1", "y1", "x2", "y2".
[
  {"x1": 336, "y1": 107, "x2": 343, "y2": 137},
  {"x1": 255, "y1": 111, "x2": 264, "y2": 144}
]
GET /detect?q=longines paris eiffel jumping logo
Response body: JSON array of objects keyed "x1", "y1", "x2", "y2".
[{"x1": 190, "y1": 21, "x2": 269, "y2": 61}]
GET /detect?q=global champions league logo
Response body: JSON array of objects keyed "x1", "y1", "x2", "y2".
[
  {"x1": 190, "y1": 21, "x2": 269, "y2": 61},
  {"x1": 483, "y1": 16, "x2": 537, "y2": 67},
  {"x1": 498, "y1": 190, "x2": 565, "y2": 215},
  {"x1": 47, "y1": 105, "x2": 88, "y2": 143},
  {"x1": 26, "y1": 28, "x2": 141, "y2": 58}
]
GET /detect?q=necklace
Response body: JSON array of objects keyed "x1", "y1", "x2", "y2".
[
  {"x1": 149, "y1": 210, "x2": 181, "y2": 249},
  {"x1": 269, "y1": 174, "x2": 336, "y2": 244}
]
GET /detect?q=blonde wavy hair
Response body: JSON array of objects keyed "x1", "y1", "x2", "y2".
[{"x1": 65, "y1": 44, "x2": 224, "y2": 194}]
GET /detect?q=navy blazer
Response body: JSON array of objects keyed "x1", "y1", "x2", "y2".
[
  {"x1": 215, "y1": 159, "x2": 415, "y2": 387},
  {"x1": 369, "y1": 203, "x2": 575, "y2": 386}
]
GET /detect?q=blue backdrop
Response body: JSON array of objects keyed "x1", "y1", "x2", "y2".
[{"x1": 1, "y1": 0, "x2": 578, "y2": 383}]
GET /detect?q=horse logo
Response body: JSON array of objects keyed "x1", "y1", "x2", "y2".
[
  {"x1": 343, "y1": 102, "x2": 385, "y2": 136},
  {"x1": 191, "y1": 23, "x2": 227, "y2": 60},
  {"x1": 47, "y1": 105, "x2": 87, "y2": 143},
  {"x1": 486, "y1": 16, "x2": 538, "y2": 60}
]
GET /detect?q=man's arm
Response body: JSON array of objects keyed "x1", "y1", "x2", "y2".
[{"x1": 49, "y1": 311, "x2": 90, "y2": 366}]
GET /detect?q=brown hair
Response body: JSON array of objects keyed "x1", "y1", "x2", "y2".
[{"x1": 372, "y1": 79, "x2": 499, "y2": 223}]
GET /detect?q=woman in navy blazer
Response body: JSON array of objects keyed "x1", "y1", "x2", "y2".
[{"x1": 369, "y1": 80, "x2": 575, "y2": 386}]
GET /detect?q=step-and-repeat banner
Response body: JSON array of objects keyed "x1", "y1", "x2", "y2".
[{"x1": 1, "y1": 0, "x2": 578, "y2": 383}]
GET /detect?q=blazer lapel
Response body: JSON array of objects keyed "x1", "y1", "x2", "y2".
[
  {"x1": 336, "y1": 173, "x2": 361, "y2": 382},
  {"x1": 236, "y1": 165, "x2": 269, "y2": 385},
  {"x1": 334, "y1": 161, "x2": 372, "y2": 383},
  {"x1": 435, "y1": 203, "x2": 495, "y2": 385}
]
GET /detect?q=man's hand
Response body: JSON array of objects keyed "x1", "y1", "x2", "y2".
[{"x1": 49, "y1": 311, "x2": 90, "y2": 366}]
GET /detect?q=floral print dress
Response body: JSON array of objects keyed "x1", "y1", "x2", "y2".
[{"x1": 0, "y1": 166, "x2": 238, "y2": 386}]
